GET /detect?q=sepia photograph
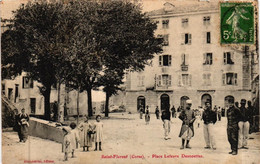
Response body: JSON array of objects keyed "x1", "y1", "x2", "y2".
[{"x1": 1, "y1": 0, "x2": 259, "y2": 163}]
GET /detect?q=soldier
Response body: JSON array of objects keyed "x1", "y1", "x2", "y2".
[
  {"x1": 202, "y1": 102, "x2": 217, "y2": 150},
  {"x1": 179, "y1": 100, "x2": 195, "y2": 149},
  {"x1": 226, "y1": 99, "x2": 241, "y2": 155},
  {"x1": 238, "y1": 99, "x2": 251, "y2": 149}
]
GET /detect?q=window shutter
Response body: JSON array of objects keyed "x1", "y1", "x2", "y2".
[
  {"x1": 178, "y1": 75, "x2": 182, "y2": 86},
  {"x1": 210, "y1": 53, "x2": 213, "y2": 64},
  {"x1": 169, "y1": 55, "x2": 172, "y2": 66},
  {"x1": 181, "y1": 33, "x2": 185, "y2": 44},
  {"x1": 234, "y1": 73, "x2": 237, "y2": 85},
  {"x1": 203, "y1": 53, "x2": 206, "y2": 64},
  {"x1": 159, "y1": 56, "x2": 162, "y2": 66},
  {"x1": 158, "y1": 75, "x2": 162, "y2": 86},
  {"x1": 186, "y1": 54, "x2": 189, "y2": 65},
  {"x1": 231, "y1": 52, "x2": 234, "y2": 64},
  {"x1": 168, "y1": 75, "x2": 172, "y2": 86},
  {"x1": 189, "y1": 34, "x2": 192, "y2": 44},
  {"x1": 222, "y1": 73, "x2": 226, "y2": 85},
  {"x1": 224, "y1": 52, "x2": 226, "y2": 64},
  {"x1": 189, "y1": 74, "x2": 192, "y2": 86},
  {"x1": 181, "y1": 54, "x2": 185, "y2": 65}
]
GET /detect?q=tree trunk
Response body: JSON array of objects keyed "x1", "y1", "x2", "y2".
[
  {"x1": 86, "y1": 88, "x2": 93, "y2": 117},
  {"x1": 105, "y1": 92, "x2": 110, "y2": 117},
  {"x1": 57, "y1": 82, "x2": 61, "y2": 122},
  {"x1": 77, "y1": 88, "x2": 80, "y2": 125},
  {"x1": 43, "y1": 85, "x2": 51, "y2": 120}
]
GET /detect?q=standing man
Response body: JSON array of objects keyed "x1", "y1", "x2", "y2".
[
  {"x1": 217, "y1": 106, "x2": 222, "y2": 121},
  {"x1": 139, "y1": 106, "x2": 144, "y2": 119},
  {"x1": 226, "y1": 99, "x2": 241, "y2": 155},
  {"x1": 238, "y1": 99, "x2": 251, "y2": 149},
  {"x1": 179, "y1": 100, "x2": 195, "y2": 149},
  {"x1": 161, "y1": 110, "x2": 171, "y2": 140},
  {"x1": 171, "y1": 105, "x2": 176, "y2": 118},
  {"x1": 247, "y1": 101, "x2": 254, "y2": 133},
  {"x1": 155, "y1": 106, "x2": 160, "y2": 119},
  {"x1": 202, "y1": 102, "x2": 217, "y2": 150}
]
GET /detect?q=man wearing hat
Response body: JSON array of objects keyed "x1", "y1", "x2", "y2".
[
  {"x1": 226, "y1": 99, "x2": 241, "y2": 155},
  {"x1": 238, "y1": 99, "x2": 251, "y2": 149},
  {"x1": 178, "y1": 99, "x2": 196, "y2": 149},
  {"x1": 202, "y1": 101, "x2": 217, "y2": 150}
]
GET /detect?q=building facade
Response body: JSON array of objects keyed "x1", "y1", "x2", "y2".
[{"x1": 110, "y1": 1, "x2": 257, "y2": 113}]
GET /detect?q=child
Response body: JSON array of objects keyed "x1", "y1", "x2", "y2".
[
  {"x1": 62, "y1": 127, "x2": 71, "y2": 161},
  {"x1": 78, "y1": 116, "x2": 94, "y2": 151},
  {"x1": 145, "y1": 110, "x2": 150, "y2": 125},
  {"x1": 70, "y1": 122, "x2": 80, "y2": 158},
  {"x1": 93, "y1": 115, "x2": 103, "y2": 151}
]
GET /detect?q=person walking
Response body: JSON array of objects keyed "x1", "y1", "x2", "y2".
[
  {"x1": 202, "y1": 102, "x2": 217, "y2": 150},
  {"x1": 161, "y1": 110, "x2": 171, "y2": 140},
  {"x1": 226, "y1": 99, "x2": 241, "y2": 155},
  {"x1": 17, "y1": 108, "x2": 29, "y2": 143},
  {"x1": 155, "y1": 106, "x2": 160, "y2": 119},
  {"x1": 62, "y1": 127, "x2": 72, "y2": 161},
  {"x1": 238, "y1": 99, "x2": 251, "y2": 149},
  {"x1": 179, "y1": 100, "x2": 195, "y2": 149}
]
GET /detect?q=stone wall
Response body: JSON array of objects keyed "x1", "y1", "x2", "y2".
[{"x1": 28, "y1": 117, "x2": 64, "y2": 143}]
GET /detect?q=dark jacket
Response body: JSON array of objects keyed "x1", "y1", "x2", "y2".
[
  {"x1": 202, "y1": 108, "x2": 217, "y2": 124},
  {"x1": 239, "y1": 106, "x2": 251, "y2": 122},
  {"x1": 161, "y1": 110, "x2": 171, "y2": 121},
  {"x1": 227, "y1": 105, "x2": 240, "y2": 126}
]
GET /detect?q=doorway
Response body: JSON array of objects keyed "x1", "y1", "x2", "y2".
[
  {"x1": 137, "y1": 96, "x2": 145, "y2": 111},
  {"x1": 180, "y1": 96, "x2": 190, "y2": 109},
  {"x1": 161, "y1": 94, "x2": 170, "y2": 111},
  {"x1": 201, "y1": 94, "x2": 212, "y2": 108}
]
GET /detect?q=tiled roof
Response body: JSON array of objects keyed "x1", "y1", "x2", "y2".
[{"x1": 146, "y1": 2, "x2": 219, "y2": 16}]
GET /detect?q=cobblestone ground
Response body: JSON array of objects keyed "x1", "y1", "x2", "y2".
[{"x1": 2, "y1": 113, "x2": 260, "y2": 164}]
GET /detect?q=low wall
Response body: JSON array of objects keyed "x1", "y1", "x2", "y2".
[{"x1": 29, "y1": 117, "x2": 64, "y2": 143}]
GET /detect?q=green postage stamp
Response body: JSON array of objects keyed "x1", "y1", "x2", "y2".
[{"x1": 220, "y1": 2, "x2": 254, "y2": 44}]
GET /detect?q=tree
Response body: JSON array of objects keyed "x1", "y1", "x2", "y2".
[
  {"x1": 95, "y1": 1, "x2": 163, "y2": 116},
  {"x1": 1, "y1": 2, "x2": 67, "y2": 120},
  {"x1": 98, "y1": 68, "x2": 125, "y2": 117}
]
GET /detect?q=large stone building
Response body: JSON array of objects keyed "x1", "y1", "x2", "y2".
[{"x1": 110, "y1": 1, "x2": 258, "y2": 113}]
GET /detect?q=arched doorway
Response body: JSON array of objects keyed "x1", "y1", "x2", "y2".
[
  {"x1": 137, "y1": 96, "x2": 145, "y2": 111},
  {"x1": 224, "y1": 96, "x2": 235, "y2": 108},
  {"x1": 161, "y1": 94, "x2": 170, "y2": 111},
  {"x1": 180, "y1": 96, "x2": 190, "y2": 109},
  {"x1": 201, "y1": 94, "x2": 212, "y2": 108}
]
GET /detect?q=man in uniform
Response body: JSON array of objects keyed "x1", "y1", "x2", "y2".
[
  {"x1": 238, "y1": 99, "x2": 251, "y2": 149},
  {"x1": 179, "y1": 100, "x2": 195, "y2": 149},
  {"x1": 226, "y1": 99, "x2": 241, "y2": 155},
  {"x1": 202, "y1": 102, "x2": 217, "y2": 150}
]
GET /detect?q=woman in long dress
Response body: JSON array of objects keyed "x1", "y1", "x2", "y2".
[
  {"x1": 18, "y1": 108, "x2": 29, "y2": 142},
  {"x1": 78, "y1": 116, "x2": 94, "y2": 151}
]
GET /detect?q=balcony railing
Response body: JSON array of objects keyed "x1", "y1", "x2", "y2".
[{"x1": 181, "y1": 64, "x2": 188, "y2": 71}]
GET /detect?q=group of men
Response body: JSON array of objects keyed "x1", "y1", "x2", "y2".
[{"x1": 177, "y1": 99, "x2": 253, "y2": 155}]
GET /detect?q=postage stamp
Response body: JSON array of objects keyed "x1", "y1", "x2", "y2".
[{"x1": 220, "y1": 2, "x2": 255, "y2": 44}]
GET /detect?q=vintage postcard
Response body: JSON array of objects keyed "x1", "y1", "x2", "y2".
[{"x1": 1, "y1": 0, "x2": 259, "y2": 164}]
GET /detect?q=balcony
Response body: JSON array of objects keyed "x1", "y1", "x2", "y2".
[{"x1": 181, "y1": 64, "x2": 188, "y2": 71}]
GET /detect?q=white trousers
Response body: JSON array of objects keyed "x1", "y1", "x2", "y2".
[
  {"x1": 238, "y1": 121, "x2": 250, "y2": 147},
  {"x1": 163, "y1": 120, "x2": 170, "y2": 138},
  {"x1": 203, "y1": 123, "x2": 216, "y2": 148}
]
